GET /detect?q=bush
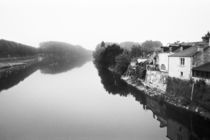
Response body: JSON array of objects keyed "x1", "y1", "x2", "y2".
[
  {"x1": 166, "y1": 77, "x2": 192, "y2": 100},
  {"x1": 114, "y1": 51, "x2": 131, "y2": 75}
]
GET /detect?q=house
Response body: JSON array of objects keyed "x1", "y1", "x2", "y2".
[
  {"x1": 157, "y1": 52, "x2": 173, "y2": 72},
  {"x1": 168, "y1": 46, "x2": 199, "y2": 80},
  {"x1": 168, "y1": 42, "x2": 210, "y2": 80},
  {"x1": 192, "y1": 62, "x2": 210, "y2": 84},
  {"x1": 157, "y1": 45, "x2": 191, "y2": 72}
]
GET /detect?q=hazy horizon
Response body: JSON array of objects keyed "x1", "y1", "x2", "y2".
[{"x1": 1, "y1": 0, "x2": 210, "y2": 50}]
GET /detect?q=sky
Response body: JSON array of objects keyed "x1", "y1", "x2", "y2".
[{"x1": 0, "y1": 0, "x2": 210, "y2": 50}]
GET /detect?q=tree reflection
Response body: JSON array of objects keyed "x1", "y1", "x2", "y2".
[
  {"x1": 95, "y1": 64, "x2": 210, "y2": 140},
  {"x1": 95, "y1": 64, "x2": 147, "y2": 106},
  {"x1": 0, "y1": 57, "x2": 91, "y2": 92},
  {"x1": 96, "y1": 65, "x2": 130, "y2": 96},
  {"x1": 0, "y1": 64, "x2": 39, "y2": 92},
  {"x1": 40, "y1": 57, "x2": 90, "y2": 74},
  {"x1": 166, "y1": 104, "x2": 210, "y2": 140},
  {"x1": 39, "y1": 41, "x2": 92, "y2": 74}
]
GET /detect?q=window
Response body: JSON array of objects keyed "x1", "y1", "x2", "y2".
[
  {"x1": 161, "y1": 64, "x2": 166, "y2": 70},
  {"x1": 180, "y1": 72, "x2": 183, "y2": 77},
  {"x1": 180, "y1": 58, "x2": 185, "y2": 66}
]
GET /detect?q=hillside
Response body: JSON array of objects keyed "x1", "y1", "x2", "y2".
[
  {"x1": 0, "y1": 39, "x2": 38, "y2": 58},
  {"x1": 39, "y1": 41, "x2": 92, "y2": 74}
]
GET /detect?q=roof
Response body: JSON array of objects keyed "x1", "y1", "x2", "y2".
[
  {"x1": 169, "y1": 43, "x2": 210, "y2": 57},
  {"x1": 169, "y1": 41, "x2": 206, "y2": 47},
  {"x1": 168, "y1": 41, "x2": 208, "y2": 54},
  {"x1": 169, "y1": 46, "x2": 199, "y2": 57},
  {"x1": 192, "y1": 62, "x2": 210, "y2": 72}
]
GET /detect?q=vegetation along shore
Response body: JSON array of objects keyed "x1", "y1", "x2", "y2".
[{"x1": 93, "y1": 32, "x2": 210, "y2": 119}]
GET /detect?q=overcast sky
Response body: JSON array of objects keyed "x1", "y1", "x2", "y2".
[{"x1": 0, "y1": 0, "x2": 210, "y2": 50}]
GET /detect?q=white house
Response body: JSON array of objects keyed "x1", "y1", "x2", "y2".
[
  {"x1": 168, "y1": 40, "x2": 210, "y2": 80},
  {"x1": 168, "y1": 46, "x2": 198, "y2": 80},
  {"x1": 158, "y1": 52, "x2": 173, "y2": 72}
]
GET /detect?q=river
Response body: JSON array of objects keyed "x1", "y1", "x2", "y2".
[{"x1": 0, "y1": 61, "x2": 209, "y2": 140}]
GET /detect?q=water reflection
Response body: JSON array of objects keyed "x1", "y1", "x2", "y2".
[
  {"x1": 40, "y1": 55, "x2": 91, "y2": 74},
  {"x1": 0, "y1": 64, "x2": 39, "y2": 92},
  {"x1": 95, "y1": 65, "x2": 210, "y2": 140},
  {"x1": 0, "y1": 58, "x2": 90, "y2": 92}
]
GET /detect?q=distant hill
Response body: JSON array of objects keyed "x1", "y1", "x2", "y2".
[
  {"x1": 0, "y1": 39, "x2": 38, "y2": 58},
  {"x1": 39, "y1": 41, "x2": 92, "y2": 60},
  {"x1": 39, "y1": 41, "x2": 92, "y2": 74}
]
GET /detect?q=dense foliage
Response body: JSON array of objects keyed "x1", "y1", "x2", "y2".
[
  {"x1": 0, "y1": 39, "x2": 92, "y2": 74},
  {"x1": 114, "y1": 51, "x2": 131, "y2": 75},
  {"x1": 93, "y1": 40, "x2": 162, "y2": 75},
  {"x1": 166, "y1": 77, "x2": 193, "y2": 100},
  {"x1": 93, "y1": 43, "x2": 123, "y2": 68},
  {"x1": 141, "y1": 40, "x2": 162, "y2": 52},
  {"x1": 202, "y1": 32, "x2": 210, "y2": 43},
  {"x1": 166, "y1": 77, "x2": 210, "y2": 107},
  {"x1": 0, "y1": 39, "x2": 38, "y2": 58}
]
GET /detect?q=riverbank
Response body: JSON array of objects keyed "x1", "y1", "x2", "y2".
[
  {"x1": 121, "y1": 75, "x2": 210, "y2": 119},
  {"x1": 0, "y1": 56, "x2": 43, "y2": 72}
]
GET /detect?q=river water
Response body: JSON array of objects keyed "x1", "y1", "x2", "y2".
[{"x1": 0, "y1": 61, "x2": 209, "y2": 140}]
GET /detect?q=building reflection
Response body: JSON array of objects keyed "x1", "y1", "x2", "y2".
[
  {"x1": 95, "y1": 65, "x2": 210, "y2": 140},
  {"x1": 167, "y1": 119, "x2": 189, "y2": 140}
]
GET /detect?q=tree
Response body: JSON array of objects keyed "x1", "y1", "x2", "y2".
[
  {"x1": 130, "y1": 45, "x2": 143, "y2": 58},
  {"x1": 202, "y1": 32, "x2": 210, "y2": 43},
  {"x1": 0, "y1": 39, "x2": 38, "y2": 58},
  {"x1": 114, "y1": 51, "x2": 131, "y2": 75},
  {"x1": 93, "y1": 43, "x2": 106, "y2": 65},
  {"x1": 99, "y1": 44, "x2": 123, "y2": 68},
  {"x1": 141, "y1": 40, "x2": 162, "y2": 52}
]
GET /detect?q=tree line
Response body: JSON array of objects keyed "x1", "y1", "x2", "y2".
[{"x1": 93, "y1": 40, "x2": 162, "y2": 75}]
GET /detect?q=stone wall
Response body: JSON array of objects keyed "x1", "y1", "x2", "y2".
[
  {"x1": 145, "y1": 70, "x2": 168, "y2": 91},
  {"x1": 193, "y1": 47, "x2": 210, "y2": 67}
]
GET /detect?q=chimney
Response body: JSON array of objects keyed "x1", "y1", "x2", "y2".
[{"x1": 180, "y1": 46, "x2": 183, "y2": 51}]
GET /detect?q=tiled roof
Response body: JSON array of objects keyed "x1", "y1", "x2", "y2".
[
  {"x1": 192, "y1": 62, "x2": 210, "y2": 72},
  {"x1": 169, "y1": 46, "x2": 199, "y2": 57},
  {"x1": 169, "y1": 41, "x2": 208, "y2": 54},
  {"x1": 169, "y1": 41, "x2": 206, "y2": 46}
]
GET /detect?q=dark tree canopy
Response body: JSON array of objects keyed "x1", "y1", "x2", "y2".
[
  {"x1": 114, "y1": 51, "x2": 131, "y2": 75},
  {"x1": 93, "y1": 43, "x2": 123, "y2": 68},
  {"x1": 130, "y1": 45, "x2": 144, "y2": 58},
  {"x1": 202, "y1": 32, "x2": 210, "y2": 43}
]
